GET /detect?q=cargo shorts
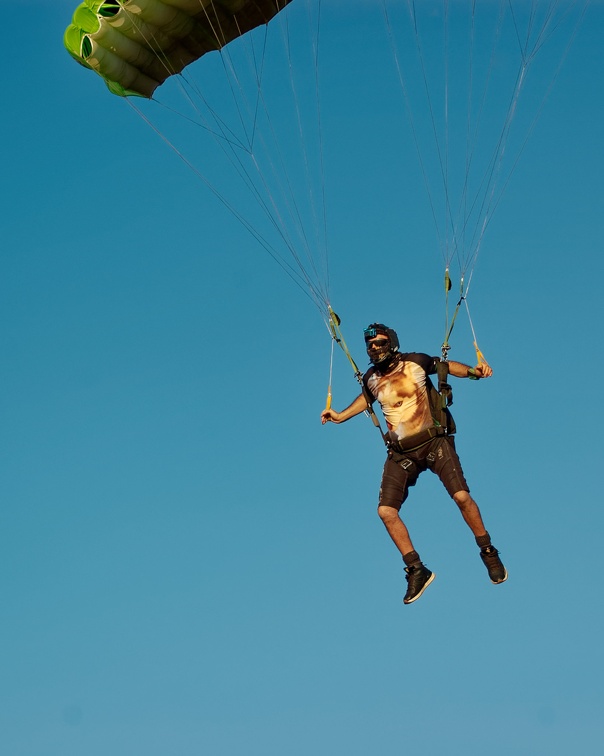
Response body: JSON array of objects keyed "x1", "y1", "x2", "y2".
[{"x1": 378, "y1": 436, "x2": 469, "y2": 510}]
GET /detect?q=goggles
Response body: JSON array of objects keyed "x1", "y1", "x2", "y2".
[{"x1": 367, "y1": 338, "x2": 389, "y2": 348}]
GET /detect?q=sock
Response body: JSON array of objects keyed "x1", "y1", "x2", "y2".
[
  {"x1": 475, "y1": 532, "x2": 491, "y2": 550},
  {"x1": 403, "y1": 550, "x2": 422, "y2": 567}
]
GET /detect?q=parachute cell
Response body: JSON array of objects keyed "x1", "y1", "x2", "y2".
[{"x1": 64, "y1": 0, "x2": 293, "y2": 97}]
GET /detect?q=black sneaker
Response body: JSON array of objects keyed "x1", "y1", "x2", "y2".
[
  {"x1": 480, "y1": 546, "x2": 508, "y2": 584},
  {"x1": 403, "y1": 563, "x2": 435, "y2": 604}
]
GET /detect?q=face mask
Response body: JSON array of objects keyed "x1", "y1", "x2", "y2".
[{"x1": 366, "y1": 336, "x2": 392, "y2": 365}]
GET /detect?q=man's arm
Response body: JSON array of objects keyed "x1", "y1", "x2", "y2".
[
  {"x1": 447, "y1": 360, "x2": 493, "y2": 379},
  {"x1": 320, "y1": 393, "x2": 370, "y2": 424}
]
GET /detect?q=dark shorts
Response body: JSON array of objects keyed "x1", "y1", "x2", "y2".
[{"x1": 378, "y1": 436, "x2": 469, "y2": 511}]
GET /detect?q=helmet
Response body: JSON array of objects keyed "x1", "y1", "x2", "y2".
[{"x1": 364, "y1": 323, "x2": 400, "y2": 366}]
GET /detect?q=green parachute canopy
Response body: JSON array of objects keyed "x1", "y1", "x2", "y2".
[{"x1": 64, "y1": 0, "x2": 292, "y2": 98}]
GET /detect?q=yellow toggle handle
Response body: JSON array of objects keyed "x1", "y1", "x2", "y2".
[
  {"x1": 325, "y1": 385, "x2": 332, "y2": 411},
  {"x1": 474, "y1": 342, "x2": 490, "y2": 369}
]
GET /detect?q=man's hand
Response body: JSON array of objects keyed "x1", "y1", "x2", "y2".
[
  {"x1": 473, "y1": 362, "x2": 493, "y2": 379},
  {"x1": 320, "y1": 394, "x2": 368, "y2": 425},
  {"x1": 321, "y1": 408, "x2": 341, "y2": 424}
]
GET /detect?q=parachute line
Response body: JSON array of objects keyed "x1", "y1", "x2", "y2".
[
  {"x1": 382, "y1": 0, "x2": 588, "y2": 306},
  {"x1": 381, "y1": 0, "x2": 444, "y2": 252},
  {"x1": 125, "y1": 97, "x2": 329, "y2": 316},
  {"x1": 123, "y1": 0, "x2": 334, "y2": 317},
  {"x1": 65, "y1": 0, "x2": 590, "y2": 347}
]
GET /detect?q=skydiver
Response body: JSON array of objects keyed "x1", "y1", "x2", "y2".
[{"x1": 320, "y1": 323, "x2": 507, "y2": 605}]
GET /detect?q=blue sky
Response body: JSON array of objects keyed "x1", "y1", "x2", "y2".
[{"x1": 2, "y1": 1, "x2": 603, "y2": 754}]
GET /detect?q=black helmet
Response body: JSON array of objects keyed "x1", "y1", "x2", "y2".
[{"x1": 364, "y1": 323, "x2": 400, "y2": 366}]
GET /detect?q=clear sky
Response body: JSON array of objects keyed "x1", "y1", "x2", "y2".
[{"x1": 2, "y1": 2, "x2": 603, "y2": 754}]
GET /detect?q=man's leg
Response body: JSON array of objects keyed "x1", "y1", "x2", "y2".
[
  {"x1": 378, "y1": 456, "x2": 435, "y2": 603},
  {"x1": 377, "y1": 504, "x2": 415, "y2": 556},
  {"x1": 452, "y1": 490, "x2": 487, "y2": 536},
  {"x1": 434, "y1": 439, "x2": 508, "y2": 585},
  {"x1": 377, "y1": 455, "x2": 419, "y2": 557}
]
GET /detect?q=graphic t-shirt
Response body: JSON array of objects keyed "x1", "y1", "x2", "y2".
[{"x1": 363, "y1": 353, "x2": 439, "y2": 442}]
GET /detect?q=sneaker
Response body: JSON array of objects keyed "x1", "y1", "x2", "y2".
[
  {"x1": 403, "y1": 563, "x2": 435, "y2": 604},
  {"x1": 480, "y1": 546, "x2": 508, "y2": 584}
]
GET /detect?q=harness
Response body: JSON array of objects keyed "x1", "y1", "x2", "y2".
[
  {"x1": 326, "y1": 310, "x2": 465, "y2": 455},
  {"x1": 431, "y1": 358, "x2": 456, "y2": 436},
  {"x1": 374, "y1": 357, "x2": 457, "y2": 455}
]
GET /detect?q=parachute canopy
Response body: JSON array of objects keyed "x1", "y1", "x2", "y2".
[{"x1": 64, "y1": 0, "x2": 292, "y2": 98}]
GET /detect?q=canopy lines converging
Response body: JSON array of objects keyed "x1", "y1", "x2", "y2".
[
  {"x1": 126, "y1": 0, "x2": 331, "y2": 320},
  {"x1": 380, "y1": 0, "x2": 588, "y2": 357},
  {"x1": 65, "y1": 0, "x2": 589, "y2": 375}
]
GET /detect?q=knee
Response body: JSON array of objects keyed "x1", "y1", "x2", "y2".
[
  {"x1": 453, "y1": 490, "x2": 474, "y2": 510},
  {"x1": 377, "y1": 505, "x2": 400, "y2": 525}
]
